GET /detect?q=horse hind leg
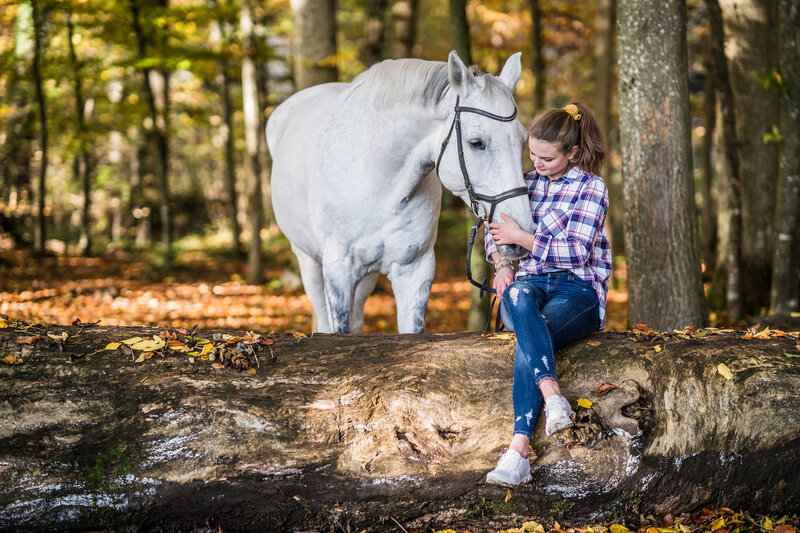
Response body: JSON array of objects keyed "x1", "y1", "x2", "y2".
[
  {"x1": 350, "y1": 272, "x2": 379, "y2": 333},
  {"x1": 293, "y1": 247, "x2": 331, "y2": 333}
]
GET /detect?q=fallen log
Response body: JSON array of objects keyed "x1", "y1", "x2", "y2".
[{"x1": 0, "y1": 322, "x2": 798, "y2": 532}]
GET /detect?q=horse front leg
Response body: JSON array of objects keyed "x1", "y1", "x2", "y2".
[
  {"x1": 322, "y1": 257, "x2": 357, "y2": 334},
  {"x1": 388, "y1": 250, "x2": 435, "y2": 334}
]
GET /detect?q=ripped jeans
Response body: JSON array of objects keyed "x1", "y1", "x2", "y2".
[{"x1": 500, "y1": 271, "x2": 600, "y2": 438}]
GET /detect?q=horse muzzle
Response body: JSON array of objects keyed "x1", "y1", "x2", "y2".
[{"x1": 498, "y1": 243, "x2": 529, "y2": 261}]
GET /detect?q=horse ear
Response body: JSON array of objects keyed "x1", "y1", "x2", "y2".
[
  {"x1": 498, "y1": 52, "x2": 522, "y2": 91},
  {"x1": 448, "y1": 50, "x2": 475, "y2": 95}
]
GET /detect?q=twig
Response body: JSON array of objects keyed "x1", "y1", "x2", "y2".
[
  {"x1": 139, "y1": 363, "x2": 161, "y2": 384},
  {"x1": 390, "y1": 516, "x2": 409, "y2": 533}
]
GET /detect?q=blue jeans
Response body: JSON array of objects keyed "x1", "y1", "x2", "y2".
[{"x1": 500, "y1": 271, "x2": 600, "y2": 438}]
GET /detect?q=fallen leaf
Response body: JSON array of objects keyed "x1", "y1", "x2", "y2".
[
  {"x1": 1, "y1": 353, "x2": 23, "y2": 365},
  {"x1": 609, "y1": 525, "x2": 629, "y2": 533},
  {"x1": 130, "y1": 338, "x2": 165, "y2": 352},
  {"x1": 586, "y1": 340, "x2": 601, "y2": 346},
  {"x1": 710, "y1": 517, "x2": 726, "y2": 531},
  {"x1": 662, "y1": 514, "x2": 675, "y2": 527},
  {"x1": 122, "y1": 336, "x2": 144, "y2": 346},
  {"x1": 764, "y1": 518, "x2": 773, "y2": 530},
  {"x1": 199, "y1": 342, "x2": 215, "y2": 357},
  {"x1": 292, "y1": 331, "x2": 307, "y2": 339},
  {"x1": 774, "y1": 525, "x2": 796, "y2": 533},
  {"x1": 211, "y1": 362, "x2": 225, "y2": 369},
  {"x1": 15, "y1": 335, "x2": 41, "y2": 344},
  {"x1": 753, "y1": 327, "x2": 772, "y2": 339},
  {"x1": 48, "y1": 332, "x2": 68, "y2": 341},
  {"x1": 717, "y1": 363, "x2": 734, "y2": 380},
  {"x1": 521, "y1": 521, "x2": 545, "y2": 533},
  {"x1": 741, "y1": 328, "x2": 756, "y2": 340},
  {"x1": 785, "y1": 353, "x2": 800, "y2": 358},
  {"x1": 694, "y1": 331, "x2": 708, "y2": 338},
  {"x1": 505, "y1": 488, "x2": 512, "y2": 502},
  {"x1": 653, "y1": 345, "x2": 662, "y2": 353},
  {"x1": 594, "y1": 382, "x2": 617, "y2": 395},
  {"x1": 105, "y1": 342, "x2": 121, "y2": 350},
  {"x1": 261, "y1": 337, "x2": 276, "y2": 346},
  {"x1": 0, "y1": 319, "x2": 9, "y2": 328},
  {"x1": 577, "y1": 398, "x2": 593, "y2": 409},
  {"x1": 247, "y1": 367, "x2": 257, "y2": 375}
]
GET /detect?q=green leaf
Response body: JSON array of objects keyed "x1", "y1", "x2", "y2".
[{"x1": 785, "y1": 353, "x2": 800, "y2": 358}]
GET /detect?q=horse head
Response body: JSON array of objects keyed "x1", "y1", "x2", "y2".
[{"x1": 435, "y1": 51, "x2": 535, "y2": 261}]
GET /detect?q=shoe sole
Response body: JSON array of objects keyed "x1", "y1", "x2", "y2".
[{"x1": 486, "y1": 472, "x2": 532, "y2": 487}]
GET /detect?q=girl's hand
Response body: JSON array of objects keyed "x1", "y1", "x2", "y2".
[
  {"x1": 489, "y1": 213, "x2": 525, "y2": 246},
  {"x1": 493, "y1": 267, "x2": 515, "y2": 299}
]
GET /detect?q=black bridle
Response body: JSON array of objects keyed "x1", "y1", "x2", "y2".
[{"x1": 435, "y1": 96, "x2": 529, "y2": 299}]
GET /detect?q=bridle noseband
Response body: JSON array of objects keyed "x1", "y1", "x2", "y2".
[{"x1": 435, "y1": 96, "x2": 529, "y2": 305}]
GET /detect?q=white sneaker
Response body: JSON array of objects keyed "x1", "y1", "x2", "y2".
[
  {"x1": 485, "y1": 449, "x2": 531, "y2": 486},
  {"x1": 545, "y1": 395, "x2": 575, "y2": 436}
]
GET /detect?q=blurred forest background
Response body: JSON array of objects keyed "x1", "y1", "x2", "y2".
[{"x1": 0, "y1": 0, "x2": 797, "y2": 333}]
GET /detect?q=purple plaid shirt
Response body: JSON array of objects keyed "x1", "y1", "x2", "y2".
[{"x1": 486, "y1": 166, "x2": 612, "y2": 330}]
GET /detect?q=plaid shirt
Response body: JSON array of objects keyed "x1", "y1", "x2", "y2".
[{"x1": 486, "y1": 166, "x2": 612, "y2": 330}]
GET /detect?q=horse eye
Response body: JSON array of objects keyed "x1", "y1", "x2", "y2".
[{"x1": 469, "y1": 138, "x2": 486, "y2": 150}]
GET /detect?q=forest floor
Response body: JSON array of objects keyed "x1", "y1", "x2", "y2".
[{"x1": 0, "y1": 247, "x2": 630, "y2": 333}]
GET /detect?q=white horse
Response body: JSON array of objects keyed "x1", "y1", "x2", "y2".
[{"x1": 266, "y1": 51, "x2": 535, "y2": 333}]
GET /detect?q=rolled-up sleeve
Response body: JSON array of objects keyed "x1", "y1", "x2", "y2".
[{"x1": 484, "y1": 227, "x2": 498, "y2": 262}]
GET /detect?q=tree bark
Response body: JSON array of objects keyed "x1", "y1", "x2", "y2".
[
  {"x1": 1, "y1": 323, "x2": 798, "y2": 531},
  {"x1": 241, "y1": 0, "x2": 264, "y2": 285},
  {"x1": 362, "y1": 0, "x2": 388, "y2": 67},
  {"x1": 389, "y1": 0, "x2": 417, "y2": 59},
  {"x1": 769, "y1": 0, "x2": 800, "y2": 314},
  {"x1": 718, "y1": 0, "x2": 780, "y2": 314},
  {"x1": 528, "y1": 0, "x2": 545, "y2": 111},
  {"x1": 290, "y1": 0, "x2": 337, "y2": 90},
  {"x1": 448, "y1": 0, "x2": 471, "y2": 66},
  {"x1": 67, "y1": 12, "x2": 95, "y2": 257},
  {"x1": 700, "y1": 46, "x2": 717, "y2": 279},
  {"x1": 30, "y1": 0, "x2": 48, "y2": 255},
  {"x1": 210, "y1": 11, "x2": 244, "y2": 259},
  {"x1": 707, "y1": 0, "x2": 744, "y2": 320},
  {"x1": 617, "y1": 0, "x2": 708, "y2": 330}
]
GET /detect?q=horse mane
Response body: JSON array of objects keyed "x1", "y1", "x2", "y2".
[{"x1": 341, "y1": 58, "x2": 506, "y2": 113}]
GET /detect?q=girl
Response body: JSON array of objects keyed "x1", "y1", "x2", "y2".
[{"x1": 484, "y1": 103, "x2": 611, "y2": 486}]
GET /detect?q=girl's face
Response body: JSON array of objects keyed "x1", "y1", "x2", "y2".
[{"x1": 528, "y1": 138, "x2": 578, "y2": 180}]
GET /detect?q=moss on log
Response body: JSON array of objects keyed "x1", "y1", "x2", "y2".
[{"x1": 0, "y1": 323, "x2": 798, "y2": 532}]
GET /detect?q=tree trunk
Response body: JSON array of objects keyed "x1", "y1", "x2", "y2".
[
  {"x1": 769, "y1": 0, "x2": 800, "y2": 314},
  {"x1": 129, "y1": 0, "x2": 172, "y2": 257},
  {"x1": 707, "y1": 0, "x2": 745, "y2": 321},
  {"x1": 719, "y1": 0, "x2": 780, "y2": 314},
  {"x1": 389, "y1": 0, "x2": 417, "y2": 59},
  {"x1": 617, "y1": 0, "x2": 708, "y2": 330},
  {"x1": 1, "y1": 323, "x2": 798, "y2": 531},
  {"x1": 362, "y1": 0, "x2": 388, "y2": 67},
  {"x1": 700, "y1": 46, "x2": 717, "y2": 279},
  {"x1": 67, "y1": 13, "x2": 95, "y2": 257},
  {"x1": 448, "y1": 0, "x2": 471, "y2": 66},
  {"x1": 290, "y1": 0, "x2": 337, "y2": 90},
  {"x1": 30, "y1": 0, "x2": 48, "y2": 255},
  {"x1": 241, "y1": 0, "x2": 264, "y2": 285},
  {"x1": 210, "y1": 12, "x2": 244, "y2": 259},
  {"x1": 528, "y1": 0, "x2": 545, "y2": 111}
]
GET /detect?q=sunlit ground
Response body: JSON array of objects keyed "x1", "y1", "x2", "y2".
[{"x1": 0, "y1": 248, "x2": 628, "y2": 333}]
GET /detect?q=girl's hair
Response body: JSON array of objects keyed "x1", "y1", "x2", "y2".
[{"x1": 528, "y1": 102, "x2": 606, "y2": 175}]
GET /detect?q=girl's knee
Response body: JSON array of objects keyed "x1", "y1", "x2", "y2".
[{"x1": 503, "y1": 281, "x2": 536, "y2": 308}]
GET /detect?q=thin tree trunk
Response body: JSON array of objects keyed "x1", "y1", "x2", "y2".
[
  {"x1": 618, "y1": 0, "x2": 708, "y2": 330},
  {"x1": 389, "y1": 0, "x2": 417, "y2": 58},
  {"x1": 700, "y1": 47, "x2": 717, "y2": 279},
  {"x1": 30, "y1": 0, "x2": 47, "y2": 255},
  {"x1": 707, "y1": 0, "x2": 744, "y2": 320},
  {"x1": 448, "y1": 0, "x2": 471, "y2": 65},
  {"x1": 719, "y1": 0, "x2": 780, "y2": 314},
  {"x1": 67, "y1": 13, "x2": 94, "y2": 257},
  {"x1": 290, "y1": 0, "x2": 337, "y2": 90},
  {"x1": 769, "y1": 0, "x2": 800, "y2": 314},
  {"x1": 528, "y1": 0, "x2": 545, "y2": 111},
  {"x1": 241, "y1": 0, "x2": 263, "y2": 285},
  {"x1": 129, "y1": 0, "x2": 171, "y2": 257},
  {"x1": 362, "y1": 0, "x2": 388, "y2": 67},
  {"x1": 210, "y1": 13, "x2": 244, "y2": 258}
]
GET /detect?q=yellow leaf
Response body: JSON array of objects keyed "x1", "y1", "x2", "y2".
[
  {"x1": 754, "y1": 327, "x2": 772, "y2": 339},
  {"x1": 653, "y1": 345, "x2": 662, "y2": 352},
  {"x1": 1, "y1": 353, "x2": 23, "y2": 365},
  {"x1": 247, "y1": 367, "x2": 257, "y2": 375},
  {"x1": 199, "y1": 342, "x2": 214, "y2": 357},
  {"x1": 577, "y1": 398, "x2": 593, "y2": 409},
  {"x1": 717, "y1": 363, "x2": 734, "y2": 380},
  {"x1": 0, "y1": 319, "x2": 9, "y2": 328},
  {"x1": 48, "y1": 332, "x2": 68, "y2": 341},
  {"x1": 610, "y1": 525, "x2": 630, "y2": 533},
  {"x1": 131, "y1": 338, "x2": 165, "y2": 351},
  {"x1": 522, "y1": 521, "x2": 545, "y2": 533},
  {"x1": 105, "y1": 342, "x2": 121, "y2": 350},
  {"x1": 505, "y1": 488, "x2": 513, "y2": 502},
  {"x1": 711, "y1": 517, "x2": 726, "y2": 531},
  {"x1": 292, "y1": 331, "x2": 307, "y2": 338},
  {"x1": 764, "y1": 518, "x2": 772, "y2": 530}
]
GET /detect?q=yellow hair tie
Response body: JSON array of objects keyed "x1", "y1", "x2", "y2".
[{"x1": 564, "y1": 104, "x2": 582, "y2": 121}]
